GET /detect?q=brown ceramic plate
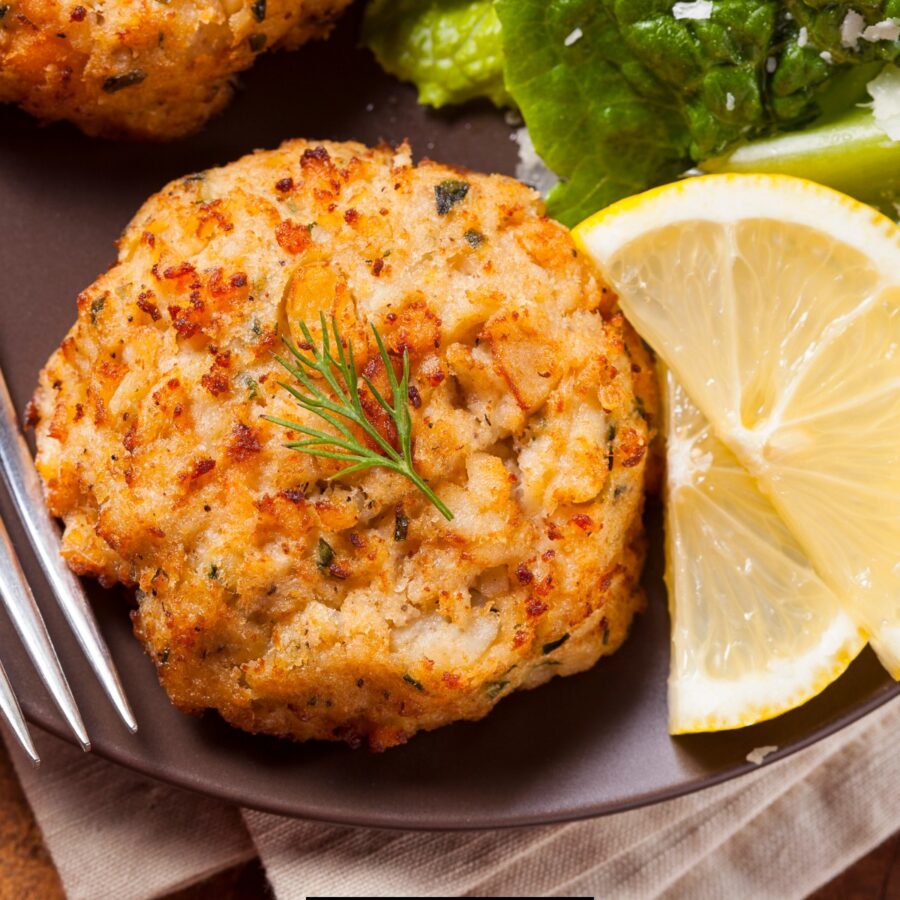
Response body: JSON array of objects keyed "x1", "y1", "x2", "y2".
[{"x1": 0, "y1": 8, "x2": 897, "y2": 830}]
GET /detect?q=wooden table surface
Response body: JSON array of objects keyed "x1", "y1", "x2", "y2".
[{"x1": 0, "y1": 736, "x2": 896, "y2": 900}]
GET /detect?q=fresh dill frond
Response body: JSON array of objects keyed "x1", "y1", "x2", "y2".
[{"x1": 263, "y1": 313, "x2": 453, "y2": 521}]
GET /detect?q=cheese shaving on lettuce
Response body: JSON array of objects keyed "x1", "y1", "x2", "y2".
[
  {"x1": 868, "y1": 66, "x2": 900, "y2": 141},
  {"x1": 672, "y1": 1, "x2": 714, "y2": 20}
]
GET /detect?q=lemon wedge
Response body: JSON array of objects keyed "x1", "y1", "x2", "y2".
[
  {"x1": 575, "y1": 175, "x2": 900, "y2": 678},
  {"x1": 662, "y1": 366, "x2": 863, "y2": 732}
]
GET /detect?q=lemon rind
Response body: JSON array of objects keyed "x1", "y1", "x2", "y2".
[
  {"x1": 669, "y1": 610, "x2": 865, "y2": 734},
  {"x1": 573, "y1": 174, "x2": 900, "y2": 284}
]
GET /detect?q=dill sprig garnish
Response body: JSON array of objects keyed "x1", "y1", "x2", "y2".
[{"x1": 263, "y1": 313, "x2": 453, "y2": 521}]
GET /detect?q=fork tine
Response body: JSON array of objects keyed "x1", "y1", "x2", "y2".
[
  {"x1": 0, "y1": 652, "x2": 40, "y2": 766},
  {"x1": 0, "y1": 368, "x2": 137, "y2": 734},
  {"x1": 0, "y1": 514, "x2": 89, "y2": 749}
]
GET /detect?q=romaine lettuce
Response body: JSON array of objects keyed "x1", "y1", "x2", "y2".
[
  {"x1": 497, "y1": 0, "x2": 693, "y2": 225},
  {"x1": 707, "y1": 66, "x2": 900, "y2": 218},
  {"x1": 498, "y1": 0, "x2": 900, "y2": 224},
  {"x1": 363, "y1": 0, "x2": 900, "y2": 225},
  {"x1": 362, "y1": 0, "x2": 510, "y2": 108}
]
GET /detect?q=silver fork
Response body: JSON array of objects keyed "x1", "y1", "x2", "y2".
[{"x1": 0, "y1": 365, "x2": 137, "y2": 764}]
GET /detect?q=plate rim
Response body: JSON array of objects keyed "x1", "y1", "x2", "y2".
[{"x1": 24, "y1": 683, "x2": 900, "y2": 830}]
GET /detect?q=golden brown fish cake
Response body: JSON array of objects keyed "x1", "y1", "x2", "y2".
[
  {"x1": 32, "y1": 139, "x2": 658, "y2": 749},
  {"x1": 0, "y1": 0, "x2": 351, "y2": 139}
]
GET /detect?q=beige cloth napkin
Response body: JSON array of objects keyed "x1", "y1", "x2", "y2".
[{"x1": 6, "y1": 697, "x2": 900, "y2": 899}]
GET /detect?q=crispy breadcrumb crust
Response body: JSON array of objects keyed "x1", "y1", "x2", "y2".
[
  {"x1": 0, "y1": 1, "x2": 351, "y2": 139},
  {"x1": 32, "y1": 140, "x2": 658, "y2": 749}
]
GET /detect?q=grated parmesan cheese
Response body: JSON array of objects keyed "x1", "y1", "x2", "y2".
[
  {"x1": 725, "y1": 92, "x2": 736, "y2": 112},
  {"x1": 564, "y1": 27, "x2": 583, "y2": 47},
  {"x1": 841, "y1": 10, "x2": 866, "y2": 48},
  {"x1": 863, "y1": 19, "x2": 900, "y2": 43},
  {"x1": 503, "y1": 108, "x2": 523, "y2": 127},
  {"x1": 868, "y1": 66, "x2": 900, "y2": 141},
  {"x1": 746, "y1": 745, "x2": 778, "y2": 765},
  {"x1": 512, "y1": 127, "x2": 559, "y2": 196},
  {"x1": 672, "y1": 0, "x2": 714, "y2": 21},
  {"x1": 797, "y1": 26, "x2": 808, "y2": 47}
]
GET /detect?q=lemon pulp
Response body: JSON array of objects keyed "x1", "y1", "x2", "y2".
[
  {"x1": 663, "y1": 368, "x2": 863, "y2": 732},
  {"x1": 575, "y1": 174, "x2": 900, "y2": 727}
]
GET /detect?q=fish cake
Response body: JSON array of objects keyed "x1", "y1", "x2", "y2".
[
  {"x1": 0, "y1": 1, "x2": 351, "y2": 139},
  {"x1": 32, "y1": 139, "x2": 658, "y2": 749}
]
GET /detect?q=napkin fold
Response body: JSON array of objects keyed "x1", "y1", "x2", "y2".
[
  {"x1": 6, "y1": 729, "x2": 255, "y2": 899},
  {"x1": 7, "y1": 698, "x2": 900, "y2": 899}
]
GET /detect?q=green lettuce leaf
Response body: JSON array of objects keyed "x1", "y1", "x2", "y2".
[
  {"x1": 496, "y1": 0, "x2": 899, "y2": 225},
  {"x1": 784, "y1": 1, "x2": 900, "y2": 68},
  {"x1": 707, "y1": 66, "x2": 900, "y2": 218},
  {"x1": 363, "y1": 0, "x2": 900, "y2": 224},
  {"x1": 362, "y1": 0, "x2": 511, "y2": 108},
  {"x1": 497, "y1": 0, "x2": 691, "y2": 225}
]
